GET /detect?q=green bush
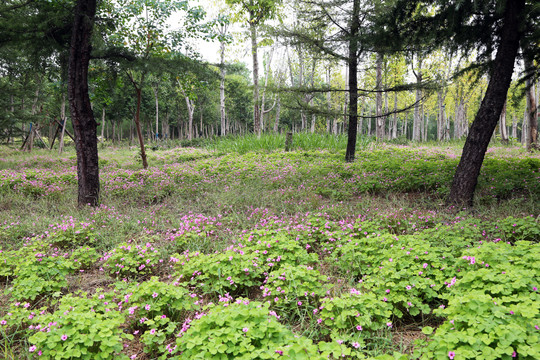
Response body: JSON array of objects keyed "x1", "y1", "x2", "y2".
[
  {"x1": 174, "y1": 300, "x2": 324, "y2": 359},
  {"x1": 28, "y1": 293, "x2": 131, "y2": 359}
]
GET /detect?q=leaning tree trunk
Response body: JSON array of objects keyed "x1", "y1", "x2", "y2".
[
  {"x1": 68, "y1": 0, "x2": 100, "y2": 207},
  {"x1": 448, "y1": 0, "x2": 525, "y2": 206},
  {"x1": 345, "y1": 0, "x2": 360, "y2": 162}
]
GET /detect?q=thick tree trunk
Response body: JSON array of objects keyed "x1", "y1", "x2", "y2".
[
  {"x1": 249, "y1": 19, "x2": 260, "y2": 135},
  {"x1": 525, "y1": 59, "x2": 538, "y2": 150},
  {"x1": 68, "y1": 0, "x2": 99, "y2": 206},
  {"x1": 448, "y1": 0, "x2": 525, "y2": 206},
  {"x1": 345, "y1": 0, "x2": 359, "y2": 162}
]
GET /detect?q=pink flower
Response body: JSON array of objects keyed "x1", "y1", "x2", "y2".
[
  {"x1": 29, "y1": 345, "x2": 37, "y2": 352},
  {"x1": 144, "y1": 304, "x2": 151, "y2": 311},
  {"x1": 317, "y1": 318, "x2": 322, "y2": 324},
  {"x1": 356, "y1": 325, "x2": 362, "y2": 331},
  {"x1": 61, "y1": 334, "x2": 67, "y2": 341},
  {"x1": 386, "y1": 322, "x2": 392, "y2": 328},
  {"x1": 150, "y1": 329, "x2": 156, "y2": 335},
  {"x1": 297, "y1": 301, "x2": 302, "y2": 306},
  {"x1": 242, "y1": 327, "x2": 248, "y2": 332},
  {"x1": 275, "y1": 350, "x2": 283, "y2": 355},
  {"x1": 385, "y1": 289, "x2": 390, "y2": 293},
  {"x1": 512, "y1": 352, "x2": 517, "y2": 358},
  {"x1": 448, "y1": 351, "x2": 455, "y2": 359},
  {"x1": 152, "y1": 292, "x2": 158, "y2": 298},
  {"x1": 352, "y1": 342, "x2": 360, "y2": 349}
]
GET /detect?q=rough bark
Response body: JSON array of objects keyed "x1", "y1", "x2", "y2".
[
  {"x1": 68, "y1": 0, "x2": 99, "y2": 206},
  {"x1": 345, "y1": 0, "x2": 359, "y2": 162},
  {"x1": 525, "y1": 59, "x2": 538, "y2": 150},
  {"x1": 448, "y1": 0, "x2": 525, "y2": 206}
]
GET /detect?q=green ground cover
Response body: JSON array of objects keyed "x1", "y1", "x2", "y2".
[{"x1": 0, "y1": 138, "x2": 539, "y2": 359}]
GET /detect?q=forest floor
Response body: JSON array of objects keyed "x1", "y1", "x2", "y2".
[{"x1": 0, "y1": 140, "x2": 539, "y2": 359}]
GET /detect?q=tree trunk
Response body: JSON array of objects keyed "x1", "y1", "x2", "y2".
[
  {"x1": 326, "y1": 66, "x2": 332, "y2": 133},
  {"x1": 274, "y1": 97, "x2": 281, "y2": 133},
  {"x1": 345, "y1": 0, "x2": 360, "y2": 162},
  {"x1": 499, "y1": 100, "x2": 508, "y2": 143},
  {"x1": 68, "y1": 0, "x2": 100, "y2": 207},
  {"x1": 219, "y1": 37, "x2": 227, "y2": 136},
  {"x1": 100, "y1": 107, "x2": 105, "y2": 140},
  {"x1": 375, "y1": 53, "x2": 384, "y2": 140},
  {"x1": 448, "y1": 0, "x2": 525, "y2": 206},
  {"x1": 367, "y1": 104, "x2": 372, "y2": 135},
  {"x1": 525, "y1": 59, "x2": 538, "y2": 150},
  {"x1": 512, "y1": 114, "x2": 517, "y2": 139},
  {"x1": 249, "y1": 19, "x2": 260, "y2": 135},
  {"x1": 522, "y1": 109, "x2": 528, "y2": 145},
  {"x1": 392, "y1": 91, "x2": 398, "y2": 139},
  {"x1": 402, "y1": 111, "x2": 408, "y2": 138},
  {"x1": 58, "y1": 92, "x2": 67, "y2": 154},
  {"x1": 260, "y1": 47, "x2": 274, "y2": 132},
  {"x1": 413, "y1": 57, "x2": 423, "y2": 141},
  {"x1": 437, "y1": 90, "x2": 444, "y2": 141},
  {"x1": 134, "y1": 87, "x2": 148, "y2": 168},
  {"x1": 153, "y1": 82, "x2": 159, "y2": 141}
]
